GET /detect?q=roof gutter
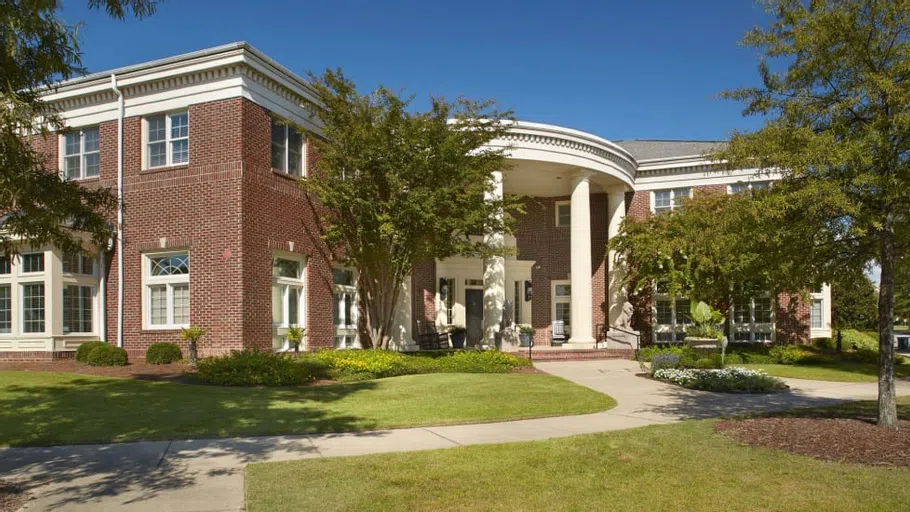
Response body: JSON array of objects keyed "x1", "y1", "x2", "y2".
[{"x1": 110, "y1": 74, "x2": 125, "y2": 348}]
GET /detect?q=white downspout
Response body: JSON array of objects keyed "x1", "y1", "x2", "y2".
[{"x1": 111, "y1": 74, "x2": 124, "y2": 348}]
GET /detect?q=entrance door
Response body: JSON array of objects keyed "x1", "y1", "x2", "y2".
[{"x1": 465, "y1": 289, "x2": 484, "y2": 347}]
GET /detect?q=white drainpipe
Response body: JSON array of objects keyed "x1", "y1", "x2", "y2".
[{"x1": 110, "y1": 74, "x2": 125, "y2": 348}]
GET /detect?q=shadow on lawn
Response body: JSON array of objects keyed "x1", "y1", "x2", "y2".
[{"x1": 0, "y1": 376, "x2": 382, "y2": 508}]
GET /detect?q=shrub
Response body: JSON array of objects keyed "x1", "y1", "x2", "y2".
[
  {"x1": 723, "y1": 352, "x2": 744, "y2": 365},
  {"x1": 843, "y1": 329, "x2": 877, "y2": 351},
  {"x1": 640, "y1": 345, "x2": 690, "y2": 362},
  {"x1": 769, "y1": 345, "x2": 811, "y2": 365},
  {"x1": 813, "y1": 337, "x2": 835, "y2": 350},
  {"x1": 653, "y1": 367, "x2": 788, "y2": 393},
  {"x1": 314, "y1": 349, "x2": 533, "y2": 382},
  {"x1": 432, "y1": 350, "x2": 532, "y2": 373},
  {"x1": 146, "y1": 342, "x2": 183, "y2": 364},
  {"x1": 197, "y1": 350, "x2": 328, "y2": 386},
  {"x1": 180, "y1": 325, "x2": 207, "y2": 366},
  {"x1": 76, "y1": 340, "x2": 105, "y2": 363},
  {"x1": 86, "y1": 344, "x2": 129, "y2": 366},
  {"x1": 651, "y1": 354, "x2": 681, "y2": 370}
]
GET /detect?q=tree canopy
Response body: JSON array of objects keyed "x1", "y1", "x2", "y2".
[
  {"x1": 1, "y1": 0, "x2": 157, "y2": 257},
  {"x1": 302, "y1": 69, "x2": 521, "y2": 349}
]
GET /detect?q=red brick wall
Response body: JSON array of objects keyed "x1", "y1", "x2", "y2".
[
  {"x1": 411, "y1": 262, "x2": 436, "y2": 334},
  {"x1": 776, "y1": 292, "x2": 811, "y2": 344}
]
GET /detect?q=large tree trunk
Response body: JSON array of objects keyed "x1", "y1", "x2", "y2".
[
  {"x1": 361, "y1": 269, "x2": 403, "y2": 350},
  {"x1": 878, "y1": 216, "x2": 898, "y2": 428}
]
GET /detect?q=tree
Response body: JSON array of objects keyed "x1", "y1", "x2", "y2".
[
  {"x1": 1, "y1": 1, "x2": 157, "y2": 258},
  {"x1": 286, "y1": 325, "x2": 306, "y2": 358},
  {"x1": 716, "y1": 0, "x2": 910, "y2": 427},
  {"x1": 302, "y1": 69, "x2": 521, "y2": 350},
  {"x1": 179, "y1": 325, "x2": 206, "y2": 367},
  {"x1": 832, "y1": 270, "x2": 878, "y2": 350}
]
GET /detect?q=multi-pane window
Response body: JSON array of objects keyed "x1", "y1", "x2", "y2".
[
  {"x1": 0, "y1": 285, "x2": 10, "y2": 334},
  {"x1": 146, "y1": 112, "x2": 189, "y2": 168},
  {"x1": 653, "y1": 282, "x2": 690, "y2": 343},
  {"x1": 553, "y1": 282, "x2": 571, "y2": 329},
  {"x1": 731, "y1": 295, "x2": 773, "y2": 342},
  {"x1": 811, "y1": 299, "x2": 824, "y2": 329},
  {"x1": 0, "y1": 256, "x2": 9, "y2": 275},
  {"x1": 333, "y1": 268, "x2": 357, "y2": 349},
  {"x1": 271, "y1": 120, "x2": 305, "y2": 176},
  {"x1": 653, "y1": 188, "x2": 691, "y2": 214},
  {"x1": 62, "y1": 253, "x2": 95, "y2": 275},
  {"x1": 145, "y1": 253, "x2": 190, "y2": 329},
  {"x1": 444, "y1": 278, "x2": 456, "y2": 325},
  {"x1": 556, "y1": 202, "x2": 571, "y2": 227},
  {"x1": 63, "y1": 127, "x2": 100, "y2": 180},
  {"x1": 63, "y1": 285, "x2": 93, "y2": 333},
  {"x1": 272, "y1": 256, "x2": 306, "y2": 350},
  {"x1": 730, "y1": 181, "x2": 770, "y2": 194},
  {"x1": 20, "y1": 253, "x2": 44, "y2": 274},
  {"x1": 513, "y1": 281, "x2": 522, "y2": 325},
  {"x1": 22, "y1": 283, "x2": 45, "y2": 333}
]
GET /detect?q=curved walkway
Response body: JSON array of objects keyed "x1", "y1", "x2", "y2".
[{"x1": 3, "y1": 360, "x2": 909, "y2": 511}]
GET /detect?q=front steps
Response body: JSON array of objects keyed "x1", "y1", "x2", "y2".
[{"x1": 514, "y1": 348, "x2": 634, "y2": 362}]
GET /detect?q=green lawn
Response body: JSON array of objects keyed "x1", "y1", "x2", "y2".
[
  {"x1": 741, "y1": 362, "x2": 910, "y2": 382},
  {"x1": 247, "y1": 402, "x2": 910, "y2": 512},
  {"x1": 0, "y1": 371, "x2": 614, "y2": 447}
]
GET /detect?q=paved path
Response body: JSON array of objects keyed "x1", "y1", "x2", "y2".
[{"x1": 3, "y1": 360, "x2": 908, "y2": 511}]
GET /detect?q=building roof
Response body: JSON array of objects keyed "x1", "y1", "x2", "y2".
[{"x1": 615, "y1": 140, "x2": 726, "y2": 161}]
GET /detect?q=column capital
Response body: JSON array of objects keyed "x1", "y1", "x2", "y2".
[{"x1": 570, "y1": 169, "x2": 594, "y2": 183}]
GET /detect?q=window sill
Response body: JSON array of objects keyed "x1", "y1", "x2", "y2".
[
  {"x1": 271, "y1": 169, "x2": 304, "y2": 180},
  {"x1": 67, "y1": 176, "x2": 102, "y2": 184},
  {"x1": 142, "y1": 326, "x2": 188, "y2": 332},
  {"x1": 143, "y1": 164, "x2": 190, "y2": 174}
]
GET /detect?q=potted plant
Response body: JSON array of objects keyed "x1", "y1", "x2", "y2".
[
  {"x1": 518, "y1": 324, "x2": 534, "y2": 347},
  {"x1": 448, "y1": 325, "x2": 467, "y2": 349},
  {"x1": 684, "y1": 301, "x2": 724, "y2": 351}
]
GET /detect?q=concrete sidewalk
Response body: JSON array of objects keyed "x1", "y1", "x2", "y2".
[{"x1": 3, "y1": 360, "x2": 907, "y2": 511}]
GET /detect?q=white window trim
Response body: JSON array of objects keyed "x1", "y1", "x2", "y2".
[
  {"x1": 272, "y1": 253, "x2": 307, "y2": 352},
  {"x1": 650, "y1": 188, "x2": 691, "y2": 214},
  {"x1": 62, "y1": 284, "x2": 97, "y2": 335},
  {"x1": 18, "y1": 253, "x2": 45, "y2": 277},
  {"x1": 652, "y1": 283, "x2": 691, "y2": 343},
  {"x1": 729, "y1": 294, "x2": 775, "y2": 343},
  {"x1": 143, "y1": 111, "x2": 189, "y2": 170},
  {"x1": 62, "y1": 253, "x2": 97, "y2": 277},
  {"x1": 727, "y1": 181, "x2": 771, "y2": 194},
  {"x1": 61, "y1": 253, "x2": 100, "y2": 336},
  {"x1": 271, "y1": 120, "x2": 306, "y2": 177},
  {"x1": 142, "y1": 251, "x2": 190, "y2": 330},
  {"x1": 0, "y1": 282, "x2": 11, "y2": 336},
  {"x1": 551, "y1": 280, "x2": 571, "y2": 327},
  {"x1": 333, "y1": 266, "x2": 359, "y2": 349},
  {"x1": 20, "y1": 281, "x2": 46, "y2": 335},
  {"x1": 59, "y1": 126, "x2": 100, "y2": 181},
  {"x1": 554, "y1": 201, "x2": 571, "y2": 227}
]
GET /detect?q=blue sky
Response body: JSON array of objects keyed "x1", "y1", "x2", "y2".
[{"x1": 61, "y1": 0, "x2": 771, "y2": 142}]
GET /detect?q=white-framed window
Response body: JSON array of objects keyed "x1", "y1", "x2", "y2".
[
  {"x1": 653, "y1": 281, "x2": 690, "y2": 343},
  {"x1": 811, "y1": 299, "x2": 824, "y2": 329},
  {"x1": 552, "y1": 281, "x2": 571, "y2": 328},
  {"x1": 62, "y1": 252, "x2": 95, "y2": 276},
  {"x1": 555, "y1": 201, "x2": 571, "y2": 227},
  {"x1": 444, "y1": 278, "x2": 456, "y2": 326},
  {"x1": 333, "y1": 267, "x2": 358, "y2": 349},
  {"x1": 729, "y1": 181, "x2": 770, "y2": 194},
  {"x1": 144, "y1": 252, "x2": 190, "y2": 329},
  {"x1": 19, "y1": 253, "x2": 44, "y2": 275},
  {"x1": 271, "y1": 120, "x2": 305, "y2": 176},
  {"x1": 0, "y1": 256, "x2": 10, "y2": 275},
  {"x1": 62, "y1": 126, "x2": 100, "y2": 180},
  {"x1": 0, "y1": 284, "x2": 10, "y2": 334},
  {"x1": 146, "y1": 112, "x2": 189, "y2": 169},
  {"x1": 63, "y1": 285, "x2": 94, "y2": 334},
  {"x1": 21, "y1": 283, "x2": 45, "y2": 334},
  {"x1": 652, "y1": 188, "x2": 691, "y2": 214},
  {"x1": 730, "y1": 294, "x2": 773, "y2": 342},
  {"x1": 513, "y1": 281, "x2": 522, "y2": 325},
  {"x1": 272, "y1": 255, "x2": 306, "y2": 351}
]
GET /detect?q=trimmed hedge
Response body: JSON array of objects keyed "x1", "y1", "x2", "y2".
[
  {"x1": 86, "y1": 344, "x2": 129, "y2": 367},
  {"x1": 146, "y1": 342, "x2": 183, "y2": 365},
  {"x1": 197, "y1": 350, "x2": 329, "y2": 386},
  {"x1": 76, "y1": 340, "x2": 105, "y2": 363},
  {"x1": 314, "y1": 349, "x2": 532, "y2": 382}
]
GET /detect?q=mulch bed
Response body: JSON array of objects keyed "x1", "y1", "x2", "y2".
[
  {"x1": 716, "y1": 417, "x2": 910, "y2": 467},
  {"x1": 0, "y1": 360, "x2": 194, "y2": 383},
  {"x1": 0, "y1": 480, "x2": 29, "y2": 512}
]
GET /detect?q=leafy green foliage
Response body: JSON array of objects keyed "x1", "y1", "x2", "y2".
[
  {"x1": 653, "y1": 367, "x2": 788, "y2": 393},
  {"x1": 685, "y1": 301, "x2": 725, "y2": 340},
  {"x1": 313, "y1": 349, "x2": 531, "y2": 382},
  {"x1": 301, "y1": 69, "x2": 522, "y2": 348},
  {"x1": 832, "y1": 271, "x2": 878, "y2": 331},
  {"x1": 145, "y1": 342, "x2": 182, "y2": 365},
  {"x1": 286, "y1": 325, "x2": 306, "y2": 357},
  {"x1": 75, "y1": 340, "x2": 105, "y2": 363},
  {"x1": 86, "y1": 344, "x2": 128, "y2": 367},
  {"x1": 179, "y1": 326, "x2": 206, "y2": 366},
  {"x1": 1, "y1": 1, "x2": 156, "y2": 258},
  {"x1": 196, "y1": 350, "x2": 329, "y2": 387}
]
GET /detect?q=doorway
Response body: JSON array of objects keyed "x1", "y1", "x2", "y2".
[{"x1": 465, "y1": 289, "x2": 484, "y2": 347}]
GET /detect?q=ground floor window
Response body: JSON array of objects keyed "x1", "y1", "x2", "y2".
[
  {"x1": 513, "y1": 281, "x2": 522, "y2": 324},
  {"x1": 22, "y1": 283, "x2": 45, "y2": 333},
  {"x1": 333, "y1": 267, "x2": 358, "y2": 349},
  {"x1": 0, "y1": 285, "x2": 10, "y2": 334},
  {"x1": 272, "y1": 255, "x2": 306, "y2": 350},
  {"x1": 810, "y1": 298, "x2": 823, "y2": 329},
  {"x1": 730, "y1": 295, "x2": 773, "y2": 342},
  {"x1": 654, "y1": 281, "x2": 690, "y2": 343},
  {"x1": 145, "y1": 252, "x2": 190, "y2": 329},
  {"x1": 552, "y1": 281, "x2": 571, "y2": 334},
  {"x1": 444, "y1": 278, "x2": 455, "y2": 326},
  {"x1": 63, "y1": 285, "x2": 94, "y2": 333}
]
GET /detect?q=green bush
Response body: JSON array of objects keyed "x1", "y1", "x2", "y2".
[
  {"x1": 653, "y1": 367, "x2": 788, "y2": 393},
  {"x1": 431, "y1": 350, "x2": 532, "y2": 373},
  {"x1": 769, "y1": 345, "x2": 811, "y2": 365},
  {"x1": 813, "y1": 337, "x2": 835, "y2": 350},
  {"x1": 314, "y1": 349, "x2": 532, "y2": 382},
  {"x1": 146, "y1": 342, "x2": 183, "y2": 364},
  {"x1": 723, "y1": 352, "x2": 744, "y2": 365},
  {"x1": 197, "y1": 350, "x2": 329, "y2": 386},
  {"x1": 76, "y1": 340, "x2": 105, "y2": 363},
  {"x1": 640, "y1": 345, "x2": 690, "y2": 362},
  {"x1": 843, "y1": 329, "x2": 877, "y2": 351},
  {"x1": 86, "y1": 344, "x2": 128, "y2": 367}
]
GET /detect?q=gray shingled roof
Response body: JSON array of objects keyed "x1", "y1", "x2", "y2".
[{"x1": 615, "y1": 140, "x2": 726, "y2": 161}]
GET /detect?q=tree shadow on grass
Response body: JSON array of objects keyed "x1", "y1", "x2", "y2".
[{"x1": 0, "y1": 375, "x2": 383, "y2": 508}]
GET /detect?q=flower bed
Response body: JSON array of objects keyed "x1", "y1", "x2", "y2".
[{"x1": 652, "y1": 366, "x2": 788, "y2": 393}]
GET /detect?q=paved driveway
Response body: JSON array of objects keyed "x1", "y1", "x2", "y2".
[{"x1": 3, "y1": 359, "x2": 908, "y2": 511}]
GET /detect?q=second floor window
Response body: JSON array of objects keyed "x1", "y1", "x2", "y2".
[
  {"x1": 271, "y1": 120, "x2": 304, "y2": 176},
  {"x1": 653, "y1": 188, "x2": 690, "y2": 214},
  {"x1": 146, "y1": 112, "x2": 189, "y2": 168},
  {"x1": 63, "y1": 127, "x2": 100, "y2": 180}
]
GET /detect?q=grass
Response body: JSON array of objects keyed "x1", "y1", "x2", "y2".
[
  {"x1": 740, "y1": 362, "x2": 910, "y2": 382},
  {"x1": 246, "y1": 405, "x2": 910, "y2": 512},
  {"x1": 0, "y1": 371, "x2": 614, "y2": 447}
]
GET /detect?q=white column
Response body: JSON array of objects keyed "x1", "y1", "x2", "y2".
[
  {"x1": 483, "y1": 170, "x2": 505, "y2": 348},
  {"x1": 569, "y1": 173, "x2": 595, "y2": 343},
  {"x1": 607, "y1": 186, "x2": 627, "y2": 326}
]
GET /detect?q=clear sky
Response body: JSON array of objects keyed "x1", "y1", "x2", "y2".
[{"x1": 60, "y1": 0, "x2": 772, "y2": 142}]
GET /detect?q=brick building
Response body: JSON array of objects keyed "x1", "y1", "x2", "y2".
[{"x1": 0, "y1": 43, "x2": 830, "y2": 360}]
